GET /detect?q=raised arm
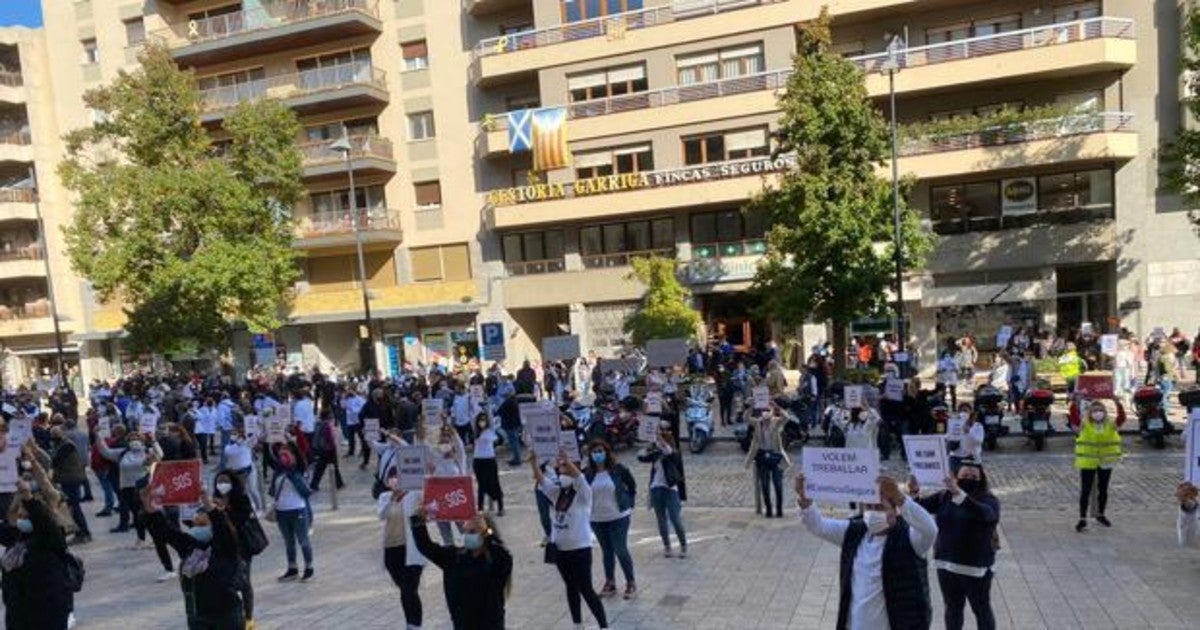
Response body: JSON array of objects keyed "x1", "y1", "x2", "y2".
[
  {"x1": 794, "y1": 473, "x2": 850, "y2": 545},
  {"x1": 409, "y1": 513, "x2": 455, "y2": 570}
]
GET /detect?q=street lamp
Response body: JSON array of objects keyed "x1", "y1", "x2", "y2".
[
  {"x1": 329, "y1": 131, "x2": 376, "y2": 373},
  {"x1": 21, "y1": 167, "x2": 67, "y2": 384},
  {"x1": 880, "y1": 34, "x2": 908, "y2": 366}
]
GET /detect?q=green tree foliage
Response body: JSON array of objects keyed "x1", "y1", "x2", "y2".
[
  {"x1": 623, "y1": 256, "x2": 703, "y2": 347},
  {"x1": 747, "y1": 10, "x2": 932, "y2": 374},
  {"x1": 1161, "y1": 2, "x2": 1200, "y2": 236},
  {"x1": 58, "y1": 44, "x2": 303, "y2": 353}
]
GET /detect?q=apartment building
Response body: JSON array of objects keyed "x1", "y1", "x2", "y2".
[{"x1": 29, "y1": 0, "x2": 1200, "y2": 378}]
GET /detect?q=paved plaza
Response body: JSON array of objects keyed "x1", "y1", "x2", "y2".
[{"x1": 63, "y1": 435, "x2": 1200, "y2": 629}]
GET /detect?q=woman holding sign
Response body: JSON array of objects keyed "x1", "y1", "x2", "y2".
[
  {"x1": 638, "y1": 421, "x2": 689, "y2": 558},
  {"x1": 410, "y1": 507, "x2": 512, "y2": 629},
  {"x1": 0, "y1": 480, "x2": 76, "y2": 630},
  {"x1": 743, "y1": 408, "x2": 791, "y2": 518},
  {"x1": 1073, "y1": 400, "x2": 1123, "y2": 532},
  {"x1": 583, "y1": 439, "x2": 638, "y2": 599},
  {"x1": 377, "y1": 476, "x2": 426, "y2": 629}
]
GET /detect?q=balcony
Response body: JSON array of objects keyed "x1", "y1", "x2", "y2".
[
  {"x1": 505, "y1": 258, "x2": 566, "y2": 276},
  {"x1": 0, "y1": 71, "x2": 24, "y2": 104},
  {"x1": 0, "y1": 128, "x2": 33, "y2": 161},
  {"x1": 488, "y1": 153, "x2": 795, "y2": 229},
  {"x1": 480, "y1": 69, "x2": 789, "y2": 156},
  {"x1": 0, "y1": 188, "x2": 36, "y2": 223},
  {"x1": 199, "y1": 65, "x2": 388, "y2": 123},
  {"x1": 463, "y1": 0, "x2": 529, "y2": 16},
  {"x1": 0, "y1": 246, "x2": 45, "y2": 280},
  {"x1": 299, "y1": 135, "x2": 395, "y2": 181},
  {"x1": 0, "y1": 301, "x2": 61, "y2": 337},
  {"x1": 157, "y1": 0, "x2": 382, "y2": 68},
  {"x1": 293, "y1": 210, "x2": 403, "y2": 252},
  {"x1": 853, "y1": 17, "x2": 1137, "y2": 97},
  {"x1": 894, "y1": 112, "x2": 1137, "y2": 180}
]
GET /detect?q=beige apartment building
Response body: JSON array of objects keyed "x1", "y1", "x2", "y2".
[{"x1": 16, "y1": 0, "x2": 1200, "y2": 380}]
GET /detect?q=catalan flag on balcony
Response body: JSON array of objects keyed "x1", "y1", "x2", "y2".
[
  {"x1": 506, "y1": 109, "x2": 533, "y2": 153},
  {"x1": 531, "y1": 107, "x2": 570, "y2": 171}
]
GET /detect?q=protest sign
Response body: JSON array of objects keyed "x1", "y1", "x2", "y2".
[
  {"x1": 558, "y1": 429, "x2": 581, "y2": 462},
  {"x1": 1187, "y1": 410, "x2": 1200, "y2": 484},
  {"x1": 802, "y1": 447, "x2": 880, "y2": 504},
  {"x1": 422, "y1": 398, "x2": 444, "y2": 428},
  {"x1": 752, "y1": 386, "x2": 770, "y2": 411},
  {"x1": 276, "y1": 404, "x2": 293, "y2": 427},
  {"x1": 644, "y1": 391, "x2": 663, "y2": 415},
  {"x1": 542, "y1": 335, "x2": 582, "y2": 362},
  {"x1": 1100, "y1": 334, "x2": 1118, "y2": 357},
  {"x1": 148, "y1": 460, "x2": 203, "y2": 507},
  {"x1": 1076, "y1": 373, "x2": 1115, "y2": 400},
  {"x1": 265, "y1": 416, "x2": 286, "y2": 444},
  {"x1": 0, "y1": 450, "x2": 17, "y2": 493},
  {"x1": 903, "y1": 435, "x2": 949, "y2": 486},
  {"x1": 883, "y1": 378, "x2": 905, "y2": 402},
  {"x1": 946, "y1": 415, "x2": 965, "y2": 440},
  {"x1": 6, "y1": 418, "x2": 31, "y2": 447},
  {"x1": 638, "y1": 415, "x2": 660, "y2": 443},
  {"x1": 996, "y1": 325, "x2": 1013, "y2": 349},
  {"x1": 138, "y1": 414, "x2": 158, "y2": 436},
  {"x1": 646, "y1": 338, "x2": 689, "y2": 368},
  {"x1": 396, "y1": 445, "x2": 428, "y2": 491},
  {"x1": 422, "y1": 476, "x2": 477, "y2": 522},
  {"x1": 521, "y1": 402, "x2": 561, "y2": 464},
  {"x1": 242, "y1": 415, "x2": 260, "y2": 439},
  {"x1": 363, "y1": 417, "x2": 381, "y2": 444},
  {"x1": 844, "y1": 385, "x2": 864, "y2": 409},
  {"x1": 601, "y1": 357, "x2": 642, "y2": 375},
  {"x1": 469, "y1": 384, "x2": 485, "y2": 402}
]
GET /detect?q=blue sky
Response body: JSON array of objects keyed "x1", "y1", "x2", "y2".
[{"x1": 0, "y1": 1, "x2": 42, "y2": 28}]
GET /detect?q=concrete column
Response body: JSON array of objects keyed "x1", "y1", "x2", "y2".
[{"x1": 568, "y1": 303, "x2": 588, "y2": 353}]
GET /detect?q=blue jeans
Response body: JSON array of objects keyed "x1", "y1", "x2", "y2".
[
  {"x1": 591, "y1": 516, "x2": 634, "y2": 583},
  {"x1": 275, "y1": 508, "x2": 313, "y2": 569},
  {"x1": 1161, "y1": 378, "x2": 1175, "y2": 416},
  {"x1": 99, "y1": 473, "x2": 118, "y2": 511},
  {"x1": 649, "y1": 487, "x2": 687, "y2": 550},
  {"x1": 503, "y1": 428, "x2": 523, "y2": 464}
]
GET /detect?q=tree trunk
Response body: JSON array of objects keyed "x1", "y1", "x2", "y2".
[{"x1": 831, "y1": 317, "x2": 848, "y2": 379}]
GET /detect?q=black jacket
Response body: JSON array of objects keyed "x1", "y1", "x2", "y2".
[
  {"x1": 637, "y1": 446, "x2": 687, "y2": 502},
  {"x1": 584, "y1": 463, "x2": 637, "y2": 512},
  {"x1": 497, "y1": 396, "x2": 522, "y2": 431},
  {"x1": 837, "y1": 518, "x2": 931, "y2": 630},
  {"x1": 917, "y1": 490, "x2": 1000, "y2": 569},
  {"x1": 0, "y1": 498, "x2": 73, "y2": 630},
  {"x1": 147, "y1": 509, "x2": 246, "y2": 620},
  {"x1": 411, "y1": 515, "x2": 512, "y2": 630},
  {"x1": 362, "y1": 398, "x2": 397, "y2": 432}
]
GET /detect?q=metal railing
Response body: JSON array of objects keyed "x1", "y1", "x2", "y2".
[
  {"x1": 505, "y1": 258, "x2": 566, "y2": 276},
  {"x1": 297, "y1": 210, "x2": 401, "y2": 237},
  {"x1": 581, "y1": 247, "x2": 674, "y2": 269},
  {"x1": 0, "y1": 71, "x2": 23, "y2": 87},
  {"x1": 899, "y1": 112, "x2": 1134, "y2": 157},
  {"x1": 299, "y1": 135, "x2": 393, "y2": 165},
  {"x1": 199, "y1": 65, "x2": 386, "y2": 112},
  {"x1": 481, "y1": 68, "x2": 790, "y2": 132},
  {"x1": 0, "y1": 188, "x2": 34, "y2": 203},
  {"x1": 0, "y1": 245, "x2": 43, "y2": 261},
  {"x1": 158, "y1": 0, "x2": 379, "y2": 46},
  {"x1": 850, "y1": 17, "x2": 1135, "y2": 74},
  {"x1": 692, "y1": 239, "x2": 767, "y2": 259},
  {"x1": 474, "y1": 0, "x2": 780, "y2": 58},
  {"x1": 0, "y1": 129, "x2": 32, "y2": 145},
  {"x1": 0, "y1": 301, "x2": 51, "y2": 321}
]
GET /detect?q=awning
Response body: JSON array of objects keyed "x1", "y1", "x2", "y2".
[
  {"x1": 71, "y1": 330, "x2": 127, "y2": 342},
  {"x1": 921, "y1": 279, "x2": 1055, "y2": 308},
  {"x1": 289, "y1": 302, "x2": 481, "y2": 326},
  {"x1": 9, "y1": 343, "x2": 81, "y2": 357}
]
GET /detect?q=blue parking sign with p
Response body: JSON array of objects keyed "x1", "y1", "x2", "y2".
[{"x1": 481, "y1": 322, "x2": 506, "y2": 361}]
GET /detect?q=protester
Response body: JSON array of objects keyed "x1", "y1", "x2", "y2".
[
  {"x1": 947, "y1": 403, "x2": 984, "y2": 471},
  {"x1": 1074, "y1": 400, "x2": 1122, "y2": 532},
  {"x1": 96, "y1": 430, "x2": 176, "y2": 579},
  {"x1": 1177, "y1": 481, "x2": 1200, "y2": 547},
  {"x1": 266, "y1": 443, "x2": 315, "y2": 581},
  {"x1": 743, "y1": 407, "x2": 791, "y2": 518},
  {"x1": 411, "y1": 507, "x2": 513, "y2": 630},
  {"x1": 472, "y1": 412, "x2": 504, "y2": 516},
  {"x1": 49, "y1": 425, "x2": 91, "y2": 544},
  {"x1": 378, "y1": 478, "x2": 425, "y2": 630},
  {"x1": 583, "y1": 439, "x2": 638, "y2": 599},
  {"x1": 0, "y1": 480, "x2": 75, "y2": 630},
  {"x1": 308, "y1": 408, "x2": 343, "y2": 493},
  {"x1": 213, "y1": 470, "x2": 261, "y2": 629},
  {"x1": 638, "y1": 421, "x2": 688, "y2": 558}
]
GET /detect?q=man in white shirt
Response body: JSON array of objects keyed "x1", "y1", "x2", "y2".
[
  {"x1": 292, "y1": 389, "x2": 316, "y2": 440},
  {"x1": 341, "y1": 388, "x2": 366, "y2": 457},
  {"x1": 796, "y1": 473, "x2": 937, "y2": 630},
  {"x1": 1177, "y1": 481, "x2": 1200, "y2": 548}
]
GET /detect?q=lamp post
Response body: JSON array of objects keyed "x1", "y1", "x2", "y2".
[
  {"x1": 329, "y1": 132, "x2": 376, "y2": 373},
  {"x1": 880, "y1": 34, "x2": 908, "y2": 365},
  {"x1": 22, "y1": 167, "x2": 67, "y2": 383}
]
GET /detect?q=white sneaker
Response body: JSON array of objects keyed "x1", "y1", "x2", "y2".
[
  {"x1": 156, "y1": 571, "x2": 177, "y2": 582},
  {"x1": 67, "y1": 612, "x2": 77, "y2": 629}
]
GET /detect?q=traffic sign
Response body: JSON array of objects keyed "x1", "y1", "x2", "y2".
[{"x1": 480, "y1": 322, "x2": 506, "y2": 361}]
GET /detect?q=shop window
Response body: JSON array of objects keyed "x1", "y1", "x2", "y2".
[
  {"x1": 401, "y1": 40, "x2": 428, "y2": 71},
  {"x1": 503, "y1": 230, "x2": 566, "y2": 274},
  {"x1": 929, "y1": 168, "x2": 1112, "y2": 234},
  {"x1": 410, "y1": 244, "x2": 471, "y2": 282}
]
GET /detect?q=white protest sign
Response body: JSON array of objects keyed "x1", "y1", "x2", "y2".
[
  {"x1": 542, "y1": 335, "x2": 582, "y2": 362},
  {"x1": 844, "y1": 385, "x2": 864, "y2": 409},
  {"x1": 946, "y1": 416, "x2": 965, "y2": 439},
  {"x1": 265, "y1": 417, "x2": 286, "y2": 444},
  {"x1": 469, "y1": 384, "x2": 485, "y2": 403},
  {"x1": 801, "y1": 447, "x2": 880, "y2": 504},
  {"x1": 277, "y1": 404, "x2": 293, "y2": 427},
  {"x1": 95, "y1": 415, "x2": 111, "y2": 439},
  {"x1": 1080, "y1": 322, "x2": 1094, "y2": 337},
  {"x1": 558, "y1": 429, "x2": 581, "y2": 462},
  {"x1": 397, "y1": 445, "x2": 428, "y2": 491},
  {"x1": 422, "y1": 399, "x2": 444, "y2": 428},
  {"x1": 1187, "y1": 410, "x2": 1200, "y2": 484},
  {"x1": 644, "y1": 391, "x2": 663, "y2": 415},
  {"x1": 638, "y1": 415, "x2": 659, "y2": 442},
  {"x1": 138, "y1": 414, "x2": 158, "y2": 436},
  {"x1": 645, "y1": 338, "x2": 689, "y2": 368},
  {"x1": 996, "y1": 325, "x2": 1013, "y2": 349},
  {"x1": 752, "y1": 385, "x2": 770, "y2": 411},
  {"x1": 521, "y1": 402, "x2": 561, "y2": 464},
  {"x1": 7, "y1": 418, "x2": 31, "y2": 446},
  {"x1": 0, "y1": 449, "x2": 17, "y2": 493},
  {"x1": 883, "y1": 378, "x2": 905, "y2": 402},
  {"x1": 242, "y1": 415, "x2": 260, "y2": 439},
  {"x1": 903, "y1": 435, "x2": 949, "y2": 486},
  {"x1": 363, "y1": 417, "x2": 381, "y2": 444},
  {"x1": 1100, "y1": 334, "x2": 1118, "y2": 357}
]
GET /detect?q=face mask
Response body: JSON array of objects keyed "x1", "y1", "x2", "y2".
[
  {"x1": 590, "y1": 451, "x2": 607, "y2": 465},
  {"x1": 1090, "y1": 411, "x2": 1106, "y2": 422},
  {"x1": 129, "y1": 441, "x2": 145, "y2": 452},
  {"x1": 863, "y1": 510, "x2": 890, "y2": 535},
  {"x1": 558, "y1": 475, "x2": 574, "y2": 489},
  {"x1": 189, "y1": 526, "x2": 213, "y2": 543},
  {"x1": 957, "y1": 479, "x2": 981, "y2": 495},
  {"x1": 439, "y1": 444, "x2": 453, "y2": 456},
  {"x1": 28, "y1": 481, "x2": 40, "y2": 494},
  {"x1": 20, "y1": 461, "x2": 30, "y2": 471},
  {"x1": 215, "y1": 482, "x2": 233, "y2": 495},
  {"x1": 15, "y1": 518, "x2": 32, "y2": 534},
  {"x1": 463, "y1": 533, "x2": 484, "y2": 550}
]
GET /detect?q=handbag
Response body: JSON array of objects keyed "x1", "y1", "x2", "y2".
[
  {"x1": 63, "y1": 551, "x2": 85, "y2": 593},
  {"x1": 239, "y1": 516, "x2": 270, "y2": 556},
  {"x1": 543, "y1": 542, "x2": 559, "y2": 565},
  {"x1": 263, "y1": 475, "x2": 284, "y2": 523}
]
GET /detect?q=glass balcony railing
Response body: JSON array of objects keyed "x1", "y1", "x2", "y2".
[
  {"x1": 198, "y1": 65, "x2": 386, "y2": 112},
  {"x1": 0, "y1": 188, "x2": 34, "y2": 203},
  {"x1": 0, "y1": 128, "x2": 32, "y2": 145},
  {"x1": 0, "y1": 71, "x2": 23, "y2": 88},
  {"x1": 296, "y1": 210, "x2": 401, "y2": 238},
  {"x1": 581, "y1": 248, "x2": 674, "y2": 269},
  {"x1": 898, "y1": 112, "x2": 1134, "y2": 157},
  {"x1": 157, "y1": 0, "x2": 379, "y2": 46},
  {"x1": 692, "y1": 239, "x2": 767, "y2": 260},
  {"x1": 298, "y1": 135, "x2": 393, "y2": 167},
  {"x1": 505, "y1": 258, "x2": 566, "y2": 276}
]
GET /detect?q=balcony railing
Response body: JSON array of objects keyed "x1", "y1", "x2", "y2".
[
  {"x1": 0, "y1": 129, "x2": 32, "y2": 145},
  {"x1": 0, "y1": 71, "x2": 23, "y2": 87},
  {"x1": 581, "y1": 248, "x2": 673, "y2": 269},
  {"x1": 474, "y1": 0, "x2": 781, "y2": 58},
  {"x1": 299, "y1": 135, "x2": 393, "y2": 166},
  {"x1": 0, "y1": 301, "x2": 51, "y2": 321},
  {"x1": 158, "y1": 0, "x2": 379, "y2": 46},
  {"x1": 482, "y1": 68, "x2": 790, "y2": 132},
  {"x1": 899, "y1": 112, "x2": 1134, "y2": 157},
  {"x1": 297, "y1": 210, "x2": 401, "y2": 237},
  {"x1": 850, "y1": 17, "x2": 1135, "y2": 74},
  {"x1": 692, "y1": 239, "x2": 767, "y2": 259},
  {"x1": 505, "y1": 258, "x2": 566, "y2": 276},
  {"x1": 0, "y1": 188, "x2": 34, "y2": 203},
  {"x1": 0, "y1": 244, "x2": 42, "y2": 261},
  {"x1": 199, "y1": 64, "x2": 386, "y2": 112}
]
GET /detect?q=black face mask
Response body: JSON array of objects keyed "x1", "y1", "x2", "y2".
[{"x1": 957, "y1": 479, "x2": 982, "y2": 495}]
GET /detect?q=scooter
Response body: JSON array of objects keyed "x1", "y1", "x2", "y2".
[
  {"x1": 1022, "y1": 389, "x2": 1054, "y2": 452},
  {"x1": 684, "y1": 383, "x2": 714, "y2": 453},
  {"x1": 1134, "y1": 386, "x2": 1170, "y2": 449},
  {"x1": 974, "y1": 385, "x2": 1007, "y2": 451}
]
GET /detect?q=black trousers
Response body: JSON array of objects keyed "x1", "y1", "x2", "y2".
[
  {"x1": 1079, "y1": 467, "x2": 1113, "y2": 518},
  {"x1": 755, "y1": 453, "x2": 783, "y2": 515},
  {"x1": 309, "y1": 451, "x2": 343, "y2": 491},
  {"x1": 555, "y1": 547, "x2": 608, "y2": 627},
  {"x1": 384, "y1": 546, "x2": 423, "y2": 627},
  {"x1": 243, "y1": 556, "x2": 255, "y2": 619},
  {"x1": 937, "y1": 569, "x2": 996, "y2": 630},
  {"x1": 196, "y1": 434, "x2": 212, "y2": 463},
  {"x1": 473, "y1": 458, "x2": 503, "y2": 511}
]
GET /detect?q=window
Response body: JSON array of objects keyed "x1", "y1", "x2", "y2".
[
  {"x1": 124, "y1": 18, "x2": 146, "y2": 46},
  {"x1": 309, "y1": 185, "x2": 386, "y2": 215},
  {"x1": 1054, "y1": 2, "x2": 1100, "y2": 22},
  {"x1": 410, "y1": 244, "x2": 471, "y2": 282},
  {"x1": 579, "y1": 218, "x2": 673, "y2": 267},
  {"x1": 926, "y1": 14, "x2": 1020, "y2": 43},
  {"x1": 304, "y1": 117, "x2": 378, "y2": 142},
  {"x1": 573, "y1": 144, "x2": 654, "y2": 179},
  {"x1": 690, "y1": 209, "x2": 767, "y2": 258},
  {"x1": 401, "y1": 40, "x2": 428, "y2": 71},
  {"x1": 414, "y1": 181, "x2": 442, "y2": 208},
  {"x1": 502, "y1": 231, "x2": 566, "y2": 274},
  {"x1": 930, "y1": 182, "x2": 1001, "y2": 234},
  {"x1": 295, "y1": 48, "x2": 372, "y2": 89},
  {"x1": 561, "y1": 0, "x2": 643, "y2": 23},
  {"x1": 408, "y1": 111, "x2": 436, "y2": 141},
  {"x1": 188, "y1": 3, "x2": 243, "y2": 38},
  {"x1": 1038, "y1": 169, "x2": 1112, "y2": 212},
  {"x1": 1056, "y1": 90, "x2": 1102, "y2": 113},
  {"x1": 81, "y1": 39, "x2": 99, "y2": 65},
  {"x1": 676, "y1": 44, "x2": 764, "y2": 85},
  {"x1": 568, "y1": 65, "x2": 648, "y2": 103},
  {"x1": 505, "y1": 95, "x2": 541, "y2": 112},
  {"x1": 929, "y1": 168, "x2": 1113, "y2": 234},
  {"x1": 682, "y1": 128, "x2": 767, "y2": 165}
]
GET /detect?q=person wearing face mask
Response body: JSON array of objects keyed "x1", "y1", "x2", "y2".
[
  {"x1": 1073, "y1": 400, "x2": 1123, "y2": 532},
  {"x1": 795, "y1": 474, "x2": 937, "y2": 630},
  {"x1": 144, "y1": 490, "x2": 247, "y2": 629},
  {"x1": 638, "y1": 422, "x2": 688, "y2": 558},
  {"x1": 433, "y1": 426, "x2": 468, "y2": 544},
  {"x1": 266, "y1": 443, "x2": 315, "y2": 581},
  {"x1": 907, "y1": 459, "x2": 1001, "y2": 630},
  {"x1": 743, "y1": 407, "x2": 792, "y2": 518},
  {"x1": 835, "y1": 402, "x2": 882, "y2": 452},
  {"x1": 531, "y1": 450, "x2": 609, "y2": 630},
  {"x1": 378, "y1": 476, "x2": 427, "y2": 630},
  {"x1": 221, "y1": 425, "x2": 263, "y2": 512},
  {"x1": 0, "y1": 480, "x2": 75, "y2": 630},
  {"x1": 49, "y1": 425, "x2": 91, "y2": 545},
  {"x1": 213, "y1": 471, "x2": 262, "y2": 629},
  {"x1": 583, "y1": 439, "x2": 638, "y2": 600},
  {"x1": 95, "y1": 431, "x2": 165, "y2": 552},
  {"x1": 947, "y1": 404, "x2": 984, "y2": 472},
  {"x1": 411, "y1": 507, "x2": 513, "y2": 630},
  {"x1": 471, "y1": 412, "x2": 504, "y2": 516}
]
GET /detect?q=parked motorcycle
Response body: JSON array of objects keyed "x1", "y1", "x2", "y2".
[
  {"x1": 1021, "y1": 389, "x2": 1054, "y2": 451},
  {"x1": 684, "y1": 383, "x2": 714, "y2": 453},
  {"x1": 974, "y1": 385, "x2": 1007, "y2": 451},
  {"x1": 1134, "y1": 386, "x2": 1171, "y2": 449}
]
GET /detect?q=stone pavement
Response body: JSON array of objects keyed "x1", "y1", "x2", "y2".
[{"x1": 61, "y1": 437, "x2": 1200, "y2": 629}]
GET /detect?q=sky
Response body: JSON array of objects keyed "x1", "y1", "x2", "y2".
[{"x1": 0, "y1": 1, "x2": 42, "y2": 28}]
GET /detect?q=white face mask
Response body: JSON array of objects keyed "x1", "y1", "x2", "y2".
[
  {"x1": 863, "y1": 510, "x2": 891, "y2": 535},
  {"x1": 215, "y1": 482, "x2": 233, "y2": 495},
  {"x1": 1090, "y1": 411, "x2": 1106, "y2": 422},
  {"x1": 438, "y1": 443, "x2": 453, "y2": 457}
]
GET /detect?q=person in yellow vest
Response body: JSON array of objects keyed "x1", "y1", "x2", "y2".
[
  {"x1": 1058, "y1": 343, "x2": 1087, "y2": 394},
  {"x1": 1074, "y1": 400, "x2": 1122, "y2": 532}
]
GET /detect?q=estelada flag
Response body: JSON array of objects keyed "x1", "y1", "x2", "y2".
[{"x1": 532, "y1": 107, "x2": 570, "y2": 171}]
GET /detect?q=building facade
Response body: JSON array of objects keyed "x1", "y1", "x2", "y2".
[{"x1": 22, "y1": 0, "x2": 1200, "y2": 380}]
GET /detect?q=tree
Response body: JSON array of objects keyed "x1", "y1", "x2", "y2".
[
  {"x1": 623, "y1": 256, "x2": 703, "y2": 347},
  {"x1": 59, "y1": 44, "x2": 303, "y2": 354},
  {"x1": 1161, "y1": 2, "x2": 1200, "y2": 236},
  {"x1": 747, "y1": 10, "x2": 932, "y2": 375}
]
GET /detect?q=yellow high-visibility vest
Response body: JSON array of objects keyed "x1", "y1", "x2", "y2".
[{"x1": 1075, "y1": 420, "x2": 1122, "y2": 470}]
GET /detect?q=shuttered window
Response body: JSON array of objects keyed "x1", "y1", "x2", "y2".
[
  {"x1": 409, "y1": 244, "x2": 472, "y2": 282},
  {"x1": 414, "y1": 181, "x2": 442, "y2": 207}
]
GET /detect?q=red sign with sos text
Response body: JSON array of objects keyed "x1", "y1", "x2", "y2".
[
  {"x1": 148, "y1": 460, "x2": 203, "y2": 507},
  {"x1": 1076, "y1": 374, "x2": 1115, "y2": 400},
  {"x1": 422, "y1": 476, "x2": 477, "y2": 522}
]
